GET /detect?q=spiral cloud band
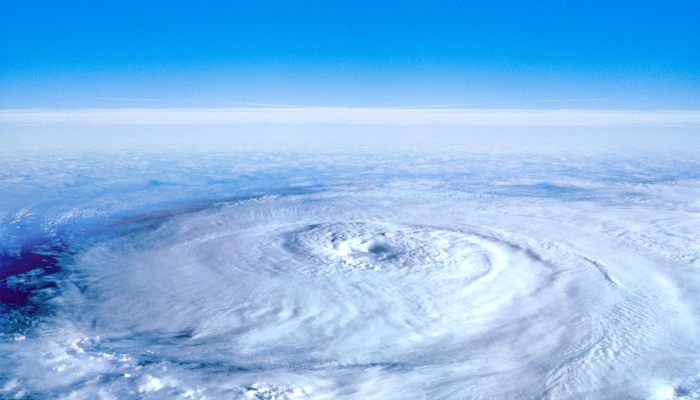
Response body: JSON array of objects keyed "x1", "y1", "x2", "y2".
[{"x1": 1, "y1": 152, "x2": 699, "y2": 399}]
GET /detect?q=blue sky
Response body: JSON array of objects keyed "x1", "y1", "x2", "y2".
[{"x1": 2, "y1": 0, "x2": 699, "y2": 109}]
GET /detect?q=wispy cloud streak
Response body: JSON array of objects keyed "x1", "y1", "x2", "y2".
[{"x1": 1, "y1": 107, "x2": 700, "y2": 126}]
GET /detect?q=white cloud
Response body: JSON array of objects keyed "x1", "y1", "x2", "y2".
[{"x1": 1, "y1": 107, "x2": 700, "y2": 126}]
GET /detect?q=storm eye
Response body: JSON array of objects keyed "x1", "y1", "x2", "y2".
[
  {"x1": 366, "y1": 241, "x2": 404, "y2": 262},
  {"x1": 368, "y1": 243, "x2": 391, "y2": 255}
]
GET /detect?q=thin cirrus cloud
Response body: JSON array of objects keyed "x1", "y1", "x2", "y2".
[{"x1": 1, "y1": 107, "x2": 700, "y2": 126}]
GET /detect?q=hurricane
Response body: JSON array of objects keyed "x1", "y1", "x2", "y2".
[{"x1": 0, "y1": 151, "x2": 698, "y2": 399}]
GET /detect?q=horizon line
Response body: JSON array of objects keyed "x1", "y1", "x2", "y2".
[{"x1": 1, "y1": 107, "x2": 700, "y2": 126}]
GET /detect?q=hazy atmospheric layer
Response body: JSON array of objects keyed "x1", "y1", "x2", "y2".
[{"x1": 1, "y1": 150, "x2": 699, "y2": 400}]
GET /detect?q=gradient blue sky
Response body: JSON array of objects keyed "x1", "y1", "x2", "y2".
[{"x1": 2, "y1": 0, "x2": 699, "y2": 109}]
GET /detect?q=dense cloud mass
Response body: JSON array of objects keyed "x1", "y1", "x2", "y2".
[{"x1": 1, "y1": 151, "x2": 699, "y2": 399}]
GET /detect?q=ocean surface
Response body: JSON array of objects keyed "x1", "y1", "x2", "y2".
[{"x1": 1, "y1": 150, "x2": 699, "y2": 399}]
